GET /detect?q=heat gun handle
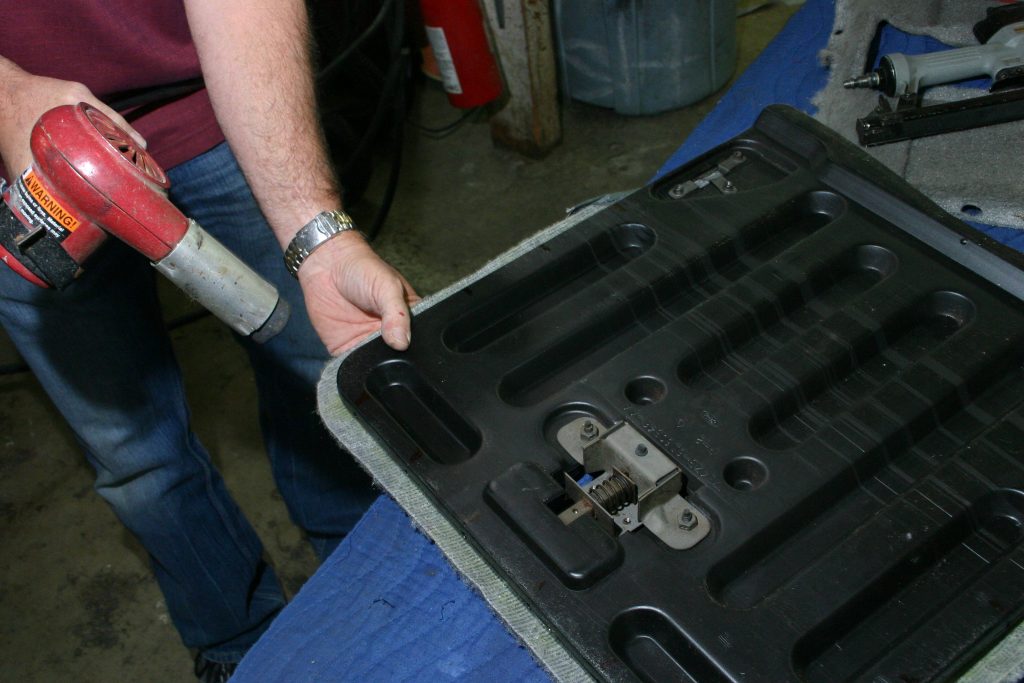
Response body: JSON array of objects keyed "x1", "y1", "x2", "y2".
[{"x1": 152, "y1": 220, "x2": 289, "y2": 342}]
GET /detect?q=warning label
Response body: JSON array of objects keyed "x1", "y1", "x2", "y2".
[
  {"x1": 13, "y1": 168, "x2": 80, "y2": 241},
  {"x1": 425, "y1": 25, "x2": 463, "y2": 95}
]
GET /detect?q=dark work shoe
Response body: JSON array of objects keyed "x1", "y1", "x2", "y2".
[{"x1": 194, "y1": 654, "x2": 238, "y2": 683}]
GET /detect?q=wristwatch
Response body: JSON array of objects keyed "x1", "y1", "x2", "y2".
[{"x1": 283, "y1": 209, "x2": 358, "y2": 277}]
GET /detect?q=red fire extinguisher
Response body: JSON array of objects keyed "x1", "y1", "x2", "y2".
[{"x1": 419, "y1": 0, "x2": 503, "y2": 108}]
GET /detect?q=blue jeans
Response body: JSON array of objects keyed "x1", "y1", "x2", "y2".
[{"x1": 0, "y1": 143, "x2": 376, "y2": 662}]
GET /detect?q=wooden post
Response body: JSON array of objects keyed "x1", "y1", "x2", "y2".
[{"x1": 481, "y1": 0, "x2": 562, "y2": 157}]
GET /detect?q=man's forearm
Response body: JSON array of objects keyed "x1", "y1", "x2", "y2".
[
  {"x1": 184, "y1": 0, "x2": 416, "y2": 354},
  {"x1": 183, "y1": 0, "x2": 340, "y2": 248},
  {"x1": 0, "y1": 54, "x2": 25, "y2": 107}
]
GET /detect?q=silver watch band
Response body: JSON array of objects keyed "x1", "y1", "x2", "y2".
[{"x1": 283, "y1": 210, "x2": 357, "y2": 277}]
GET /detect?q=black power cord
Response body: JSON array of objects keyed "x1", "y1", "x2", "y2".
[
  {"x1": 408, "y1": 106, "x2": 481, "y2": 139},
  {"x1": 0, "y1": 361, "x2": 28, "y2": 376},
  {"x1": 0, "y1": 309, "x2": 214, "y2": 377},
  {"x1": 317, "y1": 0, "x2": 396, "y2": 89},
  {"x1": 316, "y1": 0, "x2": 408, "y2": 241}
]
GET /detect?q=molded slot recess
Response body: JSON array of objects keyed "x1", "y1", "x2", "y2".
[
  {"x1": 443, "y1": 222, "x2": 656, "y2": 353},
  {"x1": 498, "y1": 191, "x2": 846, "y2": 407},
  {"x1": 749, "y1": 290, "x2": 976, "y2": 450},
  {"x1": 484, "y1": 461, "x2": 623, "y2": 589},
  {"x1": 709, "y1": 351, "x2": 1024, "y2": 611},
  {"x1": 678, "y1": 244, "x2": 898, "y2": 388},
  {"x1": 792, "y1": 489, "x2": 1024, "y2": 683},
  {"x1": 364, "y1": 360, "x2": 481, "y2": 465},
  {"x1": 608, "y1": 608, "x2": 730, "y2": 683}
]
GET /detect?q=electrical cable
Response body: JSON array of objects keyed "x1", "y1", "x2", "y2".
[
  {"x1": 166, "y1": 309, "x2": 212, "y2": 331},
  {"x1": 340, "y1": 56, "x2": 405, "y2": 181},
  {"x1": 408, "y1": 106, "x2": 481, "y2": 138},
  {"x1": 322, "y1": 0, "x2": 409, "y2": 241},
  {"x1": 105, "y1": 78, "x2": 205, "y2": 118},
  {"x1": 317, "y1": 0, "x2": 396, "y2": 87},
  {"x1": 0, "y1": 309, "x2": 215, "y2": 376},
  {"x1": 0, "y1": 362, "x2": 29, "y2": 376},
  {"x1": 365, "y1": 49, "x2": 409, "y2": 241},
  {"x1": 737, "y1": 1, "x2": 784, "y2": 18}
]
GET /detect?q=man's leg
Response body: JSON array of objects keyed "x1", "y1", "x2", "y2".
[
  {"x1": 0, "y1": 240, "x2": 284, "y2": 663},
  {"x1": 167, "y1": 143, "x2": 377, "y2": 560}
]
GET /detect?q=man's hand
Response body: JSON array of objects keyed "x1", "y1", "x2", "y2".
[
  {"x1": 0, "y1": 56, "x2": 145, "y2": 179},
  {"x1": 296, "y1": 231, "x2": 419, "y2": 354}
]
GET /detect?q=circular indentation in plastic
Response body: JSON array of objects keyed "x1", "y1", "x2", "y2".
[
  {"x1": 611, "y1": 223, "x2": 656, "y2": 256},
  {"x1": 624, "y1": 376, "x2": 666, "y2": 406},
  {"x1": 961, "y1": 204, "x2": 983, "y2": 217},
  {"x1": 804, "y1": 190, "x2": 847, "y2": 220},
  {"x1": 925, "y1": 290, "x2": 977, "y2": 334},
  {"x1": 541, "y1": 402, "x2": 613, "y2": 447},
  {"x1": 851, "y1": 244, "x2": 899, "y2": 279},
  {"x1": 977, "y1": 490, "x2": 1024, "y2": 546},
  {"x1": 988, "y1": 514, "x2": 1024, "y2": 546},
  {"x1": 723, "y1": 457, "x2": 768, "y2": 491}
]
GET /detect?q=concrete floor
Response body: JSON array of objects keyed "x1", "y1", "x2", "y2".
[{"x1": 0, "y1": 6, "x2": 798, "y2": 681}]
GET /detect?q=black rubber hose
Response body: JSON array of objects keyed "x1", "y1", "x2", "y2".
[
  {"x1": 317, "y1": 0, "x2": 396, "y2": 87},
  {"x1": 365, "y1": 50, "x2": 409, "y2": 241}
]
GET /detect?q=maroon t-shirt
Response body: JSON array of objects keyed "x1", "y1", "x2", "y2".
[{"x1": 1, "y1": 2, "x2": 224, "y2": 179}]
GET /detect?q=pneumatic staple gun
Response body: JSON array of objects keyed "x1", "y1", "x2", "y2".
[
  {"x1": 843, "y1": 4, "x2": 1024, "y2": 146},
  {"x1": 0, "y1": 103, "x2": 288, "y2": 341}
]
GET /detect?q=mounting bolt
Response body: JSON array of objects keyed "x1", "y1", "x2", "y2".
[
  {"x1": 679, "y1": 509, "x2": 697, "y2": 531},
  {"x1": 723, "y1": 180, "x2": 736, "y2": 191},
  {"x1": 580, "y1": 420, "x2": 598, "y2": 441},
  {"x1": 668, "y1": 184, "x2": 686, "y2": 199},
  {"x1": 634, "y1": 444, "x2": 648, "y2": 457},
  {"x1": 732, "y1": 151, "x2": 745, "y2": 161}
]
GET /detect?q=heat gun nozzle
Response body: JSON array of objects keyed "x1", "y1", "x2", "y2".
[{"x1": 153, "y1": 220, "x2": 289, "y2": 342}]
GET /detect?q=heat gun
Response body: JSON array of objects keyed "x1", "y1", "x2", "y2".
[
  {"x1": 0, "y1": 103, "x2": 288, "y2": 342},
  {"x1": 843, "y1": 6, "x2": 1024, "y2": 96}
]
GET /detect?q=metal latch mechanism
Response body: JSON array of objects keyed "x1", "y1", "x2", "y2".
[
  {"x1": 666, "y1": 150, "x2": 746, "y2": 199},
  {"x1": 555, "y1": 418, "x2": 710, "y2": 550}
]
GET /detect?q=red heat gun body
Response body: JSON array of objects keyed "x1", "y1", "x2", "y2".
[{"x1": 0, "y1": 103, "x2": 288, "y2": 342}]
